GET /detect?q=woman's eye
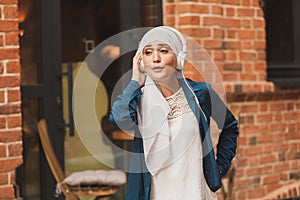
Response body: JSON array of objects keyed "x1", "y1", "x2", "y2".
[
  {"x1": 144, "y1": 49, "x2": 152, "y2": 55},
  {"x1": 160, "y1": 48, "x2": 169, "y2": 53}
]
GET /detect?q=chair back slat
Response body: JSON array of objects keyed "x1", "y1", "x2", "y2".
[
  {"x1": 37, "y1": 119, "x2": 77, "y2": 200},
  {"x1": 37, "y1": 119, "x2": 65, "y2": 182}
]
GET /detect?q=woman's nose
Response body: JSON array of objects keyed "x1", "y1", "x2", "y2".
[{"x1": 152, "y1": 51, "x2": 161, "y2": 63}]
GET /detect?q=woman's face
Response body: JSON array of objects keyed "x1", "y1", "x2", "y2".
[{"x1": 142, "y1": 41, "x2": 177, "y2": 81}]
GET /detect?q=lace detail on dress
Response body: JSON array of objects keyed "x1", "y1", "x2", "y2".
[{"x1": 165, "y1": 88, "x2": 191, "y2": 120}]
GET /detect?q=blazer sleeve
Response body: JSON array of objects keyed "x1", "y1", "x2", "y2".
[
  {"x1": 208, "y1": 87, "x2": 239, "y2": 177},
  {"x1": 109, "y1": 80, "x2": 142, "y2": 131}
]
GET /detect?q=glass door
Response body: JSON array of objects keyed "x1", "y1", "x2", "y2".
[
  {"x1": 60, "y1": 0, "x2": 126, "y2": 199},
  {"x1": 18, "y1": 0, "x2": 65, "y2": 199},
  {"x1": 60, "y1": 0, "x2": 121, "y2": 170},
  {"x1": 18, "y1": 0, "x2": 41, "y2": 199}
]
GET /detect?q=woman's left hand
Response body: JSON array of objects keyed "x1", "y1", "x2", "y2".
[{"x1": 132, "y1": 51, "x2": 146, "y2": 85}]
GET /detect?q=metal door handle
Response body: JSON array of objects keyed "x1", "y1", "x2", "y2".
[{"x1": 61, "y1": 62, "x2": 74, "y2": 136}]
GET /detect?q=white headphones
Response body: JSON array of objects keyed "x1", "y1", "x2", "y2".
[{"x1": 139, "y1": 26, "x2": 187, "y2": 71}]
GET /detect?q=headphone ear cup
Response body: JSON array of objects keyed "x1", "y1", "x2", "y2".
[{"x1": 176, "y1": 51, "x2": 187, "y2": 70}]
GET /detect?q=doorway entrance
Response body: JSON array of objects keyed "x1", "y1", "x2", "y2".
[{"x1": 17, "y1": 0, "x2": 162, "y2": 199}]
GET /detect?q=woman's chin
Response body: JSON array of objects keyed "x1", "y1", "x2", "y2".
[{"x1": 147, "y1": 73, "x2": 168, "y2": 81}]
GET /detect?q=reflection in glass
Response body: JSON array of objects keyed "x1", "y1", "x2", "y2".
[
  {"x1": 61, "y1": 0, "x2": 120, "y2": 62},
  {"x1": 19, "y1": 0, "x2": 41, "y2": 85},
  {"x1": 62, "y1": 62, "x2": 113, "y2": 174}
]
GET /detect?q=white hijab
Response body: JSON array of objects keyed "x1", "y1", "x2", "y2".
[
  {"x1": 137, "y1": 76, "x2": 171, "y2": 174},
  {"x1": 138, "y1": 26, "x2": 183, "y2": 55},
  {"x1": 137, "y1": 26, "x2": 185, "y2": 174}
]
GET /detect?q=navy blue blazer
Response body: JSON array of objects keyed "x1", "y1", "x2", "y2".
[{"x1": 109, "y1": 78, "x2": 239, "y2": 200}]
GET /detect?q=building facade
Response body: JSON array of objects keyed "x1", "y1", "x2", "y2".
[{"x1": 0, "y1": 0, "x2": 299, "y2": 199}]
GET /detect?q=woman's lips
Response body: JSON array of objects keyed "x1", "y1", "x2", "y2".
[{"x1": 152, "y1": 66, "x2": 164, "y2": 72}]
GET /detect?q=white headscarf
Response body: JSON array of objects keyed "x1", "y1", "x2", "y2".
[
  {"x1": 138, "y1": 26, "x2": 183, "y2": 55},
  {"x1": 137, "y1": 26, "x2": 184, "y2": 174}
]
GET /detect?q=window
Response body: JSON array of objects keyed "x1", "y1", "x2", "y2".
[{"x1": 264, "y1": 0, "x2": 300, "y2": 86}]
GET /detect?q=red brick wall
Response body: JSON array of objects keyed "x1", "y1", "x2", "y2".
[
  {"x1": 163, "y1": 0, "x2": 300, "y2": 199},
  {"x1": 228, "y1": 90, "x2": 300, "y2": 199},
  {"x1": 0, "y1": 0, "x2": 23, "y2": 199}
]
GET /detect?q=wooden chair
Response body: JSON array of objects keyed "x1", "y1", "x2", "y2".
[{"x1": 37, "y1": 119, "x2": 122, "y2": 200}]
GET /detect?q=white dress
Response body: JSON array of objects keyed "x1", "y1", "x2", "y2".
[{"x1": 150, "y1": 88, "x2": 217, "y2": 200}]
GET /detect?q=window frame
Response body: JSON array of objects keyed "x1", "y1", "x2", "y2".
[{"x1": 265, "y1": 0, "x2": 300, "y2": 87}]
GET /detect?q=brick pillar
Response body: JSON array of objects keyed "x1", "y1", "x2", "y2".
[{"x1": 0, "y1": 0, "x2": 23, "y2": 199}]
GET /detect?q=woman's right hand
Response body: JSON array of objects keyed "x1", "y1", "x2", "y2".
[{"x1": 132, "y1": 51, "x2": 146, "y2": 86}]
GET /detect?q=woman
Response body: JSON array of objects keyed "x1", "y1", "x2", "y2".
[{"x1": 109, "y1": 26, "x2": 239, "y2": 200}]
